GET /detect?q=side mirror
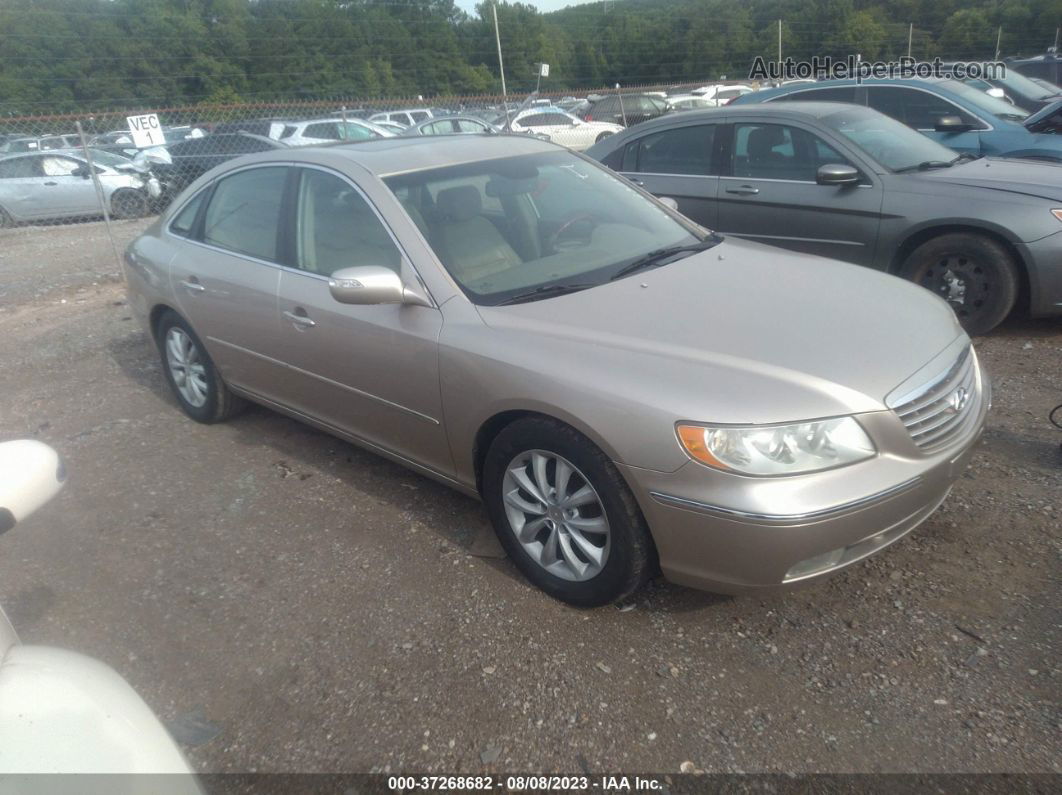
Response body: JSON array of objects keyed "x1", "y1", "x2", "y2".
[
  {"x1": 658, "y1": 196, "x2": 679, "y2": 211},
  {"x1": 935, "y1": 115, "x2": 972, "y2": 133},
  {"x1": 328, "y1": 266, "x2": 431, "y2": 307},
  {"x1": 0, "y1": 440, "x2": 65, "y2": 535},
  {"x1": 816, "y1": 163, "x2": 861, "y2": 186},
  {"x1": 73, "y1": 165, "x2": 92, "y2": 179}
]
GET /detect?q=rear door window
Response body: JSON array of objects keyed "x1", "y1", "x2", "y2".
[
  {"x1": 631, "y1": 125, "x2": 717, "y2": 175},
  {"x1": 202, "y1": 167, "x2": 288, "y2": 261}
]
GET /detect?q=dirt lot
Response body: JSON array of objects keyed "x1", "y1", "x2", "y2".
[{"x1": 0, "y1": 219, "x2": 1059, "y2": 774}]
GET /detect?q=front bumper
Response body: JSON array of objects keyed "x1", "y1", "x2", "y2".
[{"x1": 620, "y1": 384, "x2": 988, "y2": 594}]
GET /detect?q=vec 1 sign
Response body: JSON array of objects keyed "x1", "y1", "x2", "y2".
[{"x1": 126, "y1": 113, "x2": 164, "y2": 148}]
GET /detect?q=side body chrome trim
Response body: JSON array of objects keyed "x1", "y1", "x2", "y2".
[
  {"x1": 228, "y1": 384, "x2": 476, "y2": 498},
  {"x1": 208, "y1": 337, "x2": 440, "y2": 425},
  {"x1": 649, "y1": 476, "x2": 923, "y2": 524}
]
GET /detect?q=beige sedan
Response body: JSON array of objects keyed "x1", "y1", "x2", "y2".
[{"x1": 123, "y1": 135, "x2": 987, "y2": 606}]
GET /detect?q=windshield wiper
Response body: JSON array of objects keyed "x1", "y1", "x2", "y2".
[
  {"x1": 894, "y1": 160, "x2": 956, "y2": 173},
  {"x1": 953, "y1": 152, "x2": 982, "y2": 162},
  {"x1": 610, "y1": 237, "x2": 719, "y2": 281},
  {"x1": 493, "y1": 282, "x2": 597, "y2": 305}
]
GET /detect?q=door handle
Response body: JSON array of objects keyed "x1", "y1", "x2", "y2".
[
  {"x1": 630, "y1": 178, "x2": 645, "y2": 186},
  {"x1": 44, "y1": 181, "x2": 58, "y2": 186},
  {"x1": 179, "y1": 279, "x2": 205, "y2": 293},
  {"x1": 283, "y1": 309, "x2": 316, "y2": 328},
  {"x1": 725, "y1": 185, "x2": 760, "y2": 196}
]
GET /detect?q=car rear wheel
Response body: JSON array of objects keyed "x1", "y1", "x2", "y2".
[
  {"x1": 111, "y1": 189, "x2": 147, "y2": 219},
  {"x1": 482, "y1": 417, "x2": 654, "y2": 607},
  {"x1": 0, "y1": 206, "x2": 12, "y2": 229},
  {"x1": 156, "y1": 310, "x2": 244, "y2": 424},
  {"x1": 595, "y1": 131, "x2": 614, "y2": 143},
  {"x1": 900, "y1": 233, "x2": 1018, "y2": 335}
]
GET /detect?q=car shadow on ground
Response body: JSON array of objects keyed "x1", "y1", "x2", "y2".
[{"x1": 106, "y1": 327, "x2": 733, "y2": 613}]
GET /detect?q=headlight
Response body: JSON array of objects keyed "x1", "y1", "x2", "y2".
[{"x1": 676, "y1": 417, "x2": 875, "y2": 476}]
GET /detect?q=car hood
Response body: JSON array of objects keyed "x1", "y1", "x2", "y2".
[
  {"x1": 476, "y1": 238, "x2": 964, "y2": 426},
  {"x1": 909, "y1": 157, "x2": 1062, "y2": 201}
]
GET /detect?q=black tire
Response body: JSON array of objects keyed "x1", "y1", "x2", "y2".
[
  {"x1": 595, "y1": 131, "x2": 614, "y2": 143},
  {"x1": 482, "y1": 417, "x2": 654, "y2": 607},
  {"x1": 899, "y1": 233, "x2": 1019, "y2": 335},
  {"x1": 111, "y1": 189, "x2": 148, "y2": 220},
  {"x1": 0, "y1": 205, "x2": 12, "y2": 229},
  {"x1": 155, "y1": 310, "x2": 245, "y2": 424}
]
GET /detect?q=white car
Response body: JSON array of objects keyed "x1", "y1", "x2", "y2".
[
  {"x1": 666, "y1": 94, "x2": 716, "y2": 111},
  {"x1": 0, "y1": 440, "x2": 197, "y2": 779},
  {"x1": 505, "y1": 108, "x2": 623, "y2": 151},
  {"x1": 690, "y1": 83, "x2": 755, "y2": 105},
  {"x1": 369, "y1": 108, "x2": 437, "y2": 127},
  {"x1": 277, "y1": 118, "x2": 396, "y2": 147},
  {"x1": 0, "y1": 150, "x2": 160, "y2": 225}
]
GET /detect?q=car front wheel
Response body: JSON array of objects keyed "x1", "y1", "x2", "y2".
[
  {"x1": 482, "y1": 417, "x2": 654, "y2": 607},
  {"x1": 900, "y1": 233, "x2": 1019, "y2": 335},
  {"x1": 156, "y1": 310, "x2": 244, "y2": 424}
]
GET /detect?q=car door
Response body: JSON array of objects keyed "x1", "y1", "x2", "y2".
[
  {"x1": 38, "y1": 155, "x2": 100, "y2": 216},
  {"x1": 614, "y1": 122, "x2": 722, "y2": 229},
  {"x1": 715, "y1": 120, "x2": 883, "y2": 265},
  {"x1": 272, "y1": 166, "x2": 451, "y2": 475},
  {"x1": 301, "y1": 122, "x2": 340, "y2": 145},
  {"x1": 0, "y1": 155, "x2": 53, "y2": 220},
  {"x1": 167, "y1": 166, "x2": 291, "y2": 400},
  {"x1": 865, "y1": 86, "x2": 986, "y2": 156},
  {"x1": 535, "y1": 111, "x2": 585, "y2": 148}
]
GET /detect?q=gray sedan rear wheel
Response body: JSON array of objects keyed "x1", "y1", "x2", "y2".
[{"x1": 483, "y1": 416, "x2": 654, "y2": 606}]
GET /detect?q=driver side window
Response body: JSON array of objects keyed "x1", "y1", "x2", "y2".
[{"x1": 295, "y1": 169, "x2": 401, "y2": 276}]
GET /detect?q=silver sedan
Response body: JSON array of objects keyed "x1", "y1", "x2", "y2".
[
  {"x1": 0, "y1": 150, "x2": 159, "y2": 226},
  {"x1": 123, "y1": 136, "x2": 988, "y2": 606}
]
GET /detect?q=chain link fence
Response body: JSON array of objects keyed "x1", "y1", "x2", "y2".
[{"x1": 0, "y1": 80, "x2": 739, "y2": 242}]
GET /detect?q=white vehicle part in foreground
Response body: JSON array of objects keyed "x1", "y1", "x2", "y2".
[
  {"x1": 0, "y1": 439, "x2": 197, "y2": 782},
  {"x1": 0, "y1": 646, "x2": 197, "y2": 778},
  {"x1": 0, "y1": 440, "x2": 64, "y2": 530}
]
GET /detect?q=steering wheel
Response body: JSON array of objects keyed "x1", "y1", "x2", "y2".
[{"x1": 548, "y1": 213, "x2": 600, "y2": 251}]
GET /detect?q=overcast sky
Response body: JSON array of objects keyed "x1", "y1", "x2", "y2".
[{"x1": 455, "y1": 0, "x2": 600, "y2": 14}]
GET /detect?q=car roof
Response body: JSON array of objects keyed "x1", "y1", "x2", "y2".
[
  {"x1": 245, "y1": 134, "x2": 558, "y2": 177},
  {"x1": 750, "y1": 76, "x2": 954, "y2": 101}
]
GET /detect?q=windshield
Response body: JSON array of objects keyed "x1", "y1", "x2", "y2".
[
  {"x1": 86, "y1": 149, "x2": 133, "y2": 167},
  {"x1": 384, "y1": 150, "x2": 703, "y2": 305},
  {"x1": 820, "y1": 107, "x2": 960, "y2": 171},
  {"x1": 995, "y1": 68, "x2": 1060, "y2": 100},
  {"x1": 941, "y1": 79, "x2": 1029, "y2": 120}
]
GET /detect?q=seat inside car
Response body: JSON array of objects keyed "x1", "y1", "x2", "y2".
[{"x1": 430, "y1": 185, "x2": 522, "y2": 282}]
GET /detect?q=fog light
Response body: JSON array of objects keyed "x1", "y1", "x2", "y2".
[{"x1": 785, "y1": 547, "x2": 845, "y2": 581}]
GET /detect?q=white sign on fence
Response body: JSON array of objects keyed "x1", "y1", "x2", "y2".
[
  {"x1": 126, "y1": 113, "x2": 164, "y2": 148},
  {"x1": 539, "y1": 63, "x2": 550, "y2": 77}
]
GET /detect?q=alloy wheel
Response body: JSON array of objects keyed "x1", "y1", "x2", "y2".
[
  {"x1": 501, "y1": 450, "x2": 611, "y2": 582},
  {"x1": 164, "y1": 327, "x2": 209, "y2": 408}
]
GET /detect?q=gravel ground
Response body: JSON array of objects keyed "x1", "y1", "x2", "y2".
[{"x1": 0, "y1": 219, "x2": 1059, "y2": 775}]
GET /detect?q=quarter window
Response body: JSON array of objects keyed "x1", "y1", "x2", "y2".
[
  {"x1": 202, "y1": 167, "x2": 287, "y2": 261},
  {"x1": 170, "y1": 190, "x2": 206, "y2": 237},
  {"x1": 295, "y1": 169, "x2": 401, "y2": 276}
]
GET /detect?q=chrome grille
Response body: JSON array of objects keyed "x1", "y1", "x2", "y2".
[{"x1": 892, "y1": 347, "x2": 980, "y2": 452}]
